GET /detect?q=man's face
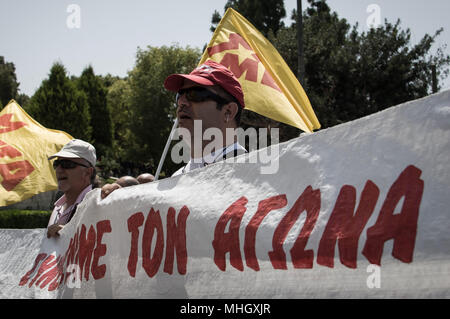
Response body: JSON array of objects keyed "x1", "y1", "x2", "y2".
[
  {"x1": 53, "y1": 157, "x2": 91, "y2": 194},
  {"x1": 176, "y1": 80, "x2": 226, "y2": 135},
  {"x1": 176, "y1": 80, "x2": 231, "y2": 155}
]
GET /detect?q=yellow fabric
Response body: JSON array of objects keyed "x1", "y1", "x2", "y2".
[
  {"x1": 199, "y1": 8, "x2": 320, "y2": 132},
  {"x1": 0, "y1": 100, "x2": 73, "y2": 206}
]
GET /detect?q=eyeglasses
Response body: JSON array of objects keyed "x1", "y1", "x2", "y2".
[
  {"x1": 176, "y1": 87, "x2": 230, "y2": 105},
  {"x1": 53, "y1": 159, "x2": 90, "y2": 170}
]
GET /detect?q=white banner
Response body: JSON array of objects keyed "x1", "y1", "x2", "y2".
[{"x1": 1, "y1": 90, "x2": 450, "y2": 299}]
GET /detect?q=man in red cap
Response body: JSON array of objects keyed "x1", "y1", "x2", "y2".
[
  {"x1": 164, "y1": 59, "x2": 247, "y2": 176},
  {"x1": 100, "y1": 60, "x2": 246, "y2": 198}
]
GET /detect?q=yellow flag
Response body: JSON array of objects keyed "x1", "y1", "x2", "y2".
[
  {"x1": 0, "y1": 100, "x2": 73, "y2": 206},
  {"x1": 199, "y1": 8, "x2": 320, "y2": 132}
]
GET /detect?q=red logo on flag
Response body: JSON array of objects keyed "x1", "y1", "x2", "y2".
[
  {"x1": 0, "y1": 113, "x2": 34, "y2": 191},
  {"x1": 208, "y1": 33, "x2": 282, "y2": 92}
]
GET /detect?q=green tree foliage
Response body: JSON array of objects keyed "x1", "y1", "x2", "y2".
[
  {"x1": 353, "y1": 23, "x2": 449, "y2": 117},
  {"x1": 211, "y1": 0, "x2": 286, "y2": 36},
  {"x1": 77, "y1": 66, "x2": 113, "y2": 157},
  {"x1": 106, "y1": 78, "x2": 135, "y2": 169},
  {"x1": 99, "y1": 73, "x2": 123, "y2": 89},
  {"x1": 27, "y1": 62, "x2": 92, "y2": 140},
  {"x1": 127, "y1": 45, "x2": 200, "y2": 176},
  {"x1": 0, "y1": 56, "x2": 19, "y2": 106},
  {"x1": 271, "y1": 0, "x2": 450, "y2": 129},
  {"x1": 15, "y1": 93, "x2": 30, "y2": 108}
]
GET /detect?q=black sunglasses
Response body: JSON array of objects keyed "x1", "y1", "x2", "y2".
[
  {"x1": 176, "y1": 87, "x2": 230, "y2": 105},
  {"x1": 53, "y1": 159, "x2": 90, "y2": 170}
]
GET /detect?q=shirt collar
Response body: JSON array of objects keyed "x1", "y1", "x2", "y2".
[
  {"x1": 54, "y1": 184, "x2": 93, "y2": 207},
  {"x1": 189, "y1": 142, "x2": 241, "y2": 166}
]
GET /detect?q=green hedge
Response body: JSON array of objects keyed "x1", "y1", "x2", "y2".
[{"x1": 0, "y1": 210, "x2": 51, "y2": 229}]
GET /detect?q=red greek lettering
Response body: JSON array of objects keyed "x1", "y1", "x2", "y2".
[
  {"x1": 91, "y1": 220, "x2": 112, "y2": 280},
  {"x1": 317, "y1": 181, "x2": 380, "y2": 268},
  {"x1": 64, "y1": 229, "x2": 80, "y2": 278},
  {"x1": 164, "y1": 206, "x2": 190, "y2": 275},
  {"x1": 35, "y1": 256, "x2": 62, "y2": 289},
  {"x1": 268, "y1": 186, "x2": 321, "y2": 269},
  {"x1": 19, "y1": 253, "x2": 47, "y2": 286},
  {"x1": 244, "y1": 195, "x2": 287, "y2": 271},
  {"x1": 142, "y1": 208, "x2": 164, "y2": 278},
  {"x1": 212, "y1": 197, "x2": 248, "y2": 271},
  {"x1": 77, "y1": 224, "x2": 96, "y2": 281},
  {"x1": 28, "y1": 254, "x2": 57, "y2": 288},
  {"x1": 362, "y1": 165, "x2": 424, "y2": 265},
  {"x1": 127, "y1": 212, "x2": 145, "y2": 277}
]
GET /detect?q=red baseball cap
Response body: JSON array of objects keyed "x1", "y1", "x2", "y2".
[{"x1": 164, "y1": 60, "x2": 245, "y2": 108}]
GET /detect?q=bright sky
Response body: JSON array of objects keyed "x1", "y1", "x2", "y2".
[{"x1": 1, "y1": 0, "x2": 449, "y2": 97}]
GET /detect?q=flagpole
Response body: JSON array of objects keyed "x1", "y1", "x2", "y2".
[
  {"x1": 297, "y1": 0, "x2": 305, "y2": 85},
  {"x1": 154, "y1": 117, "x2": 178, "y2": 181}
]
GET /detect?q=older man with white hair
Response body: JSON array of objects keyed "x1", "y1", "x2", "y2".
[{"x1": 46, "y1": 139, "x2": 96, "y2": 238}]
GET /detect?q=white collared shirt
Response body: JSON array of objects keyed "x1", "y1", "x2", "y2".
[{"x1": 172, "y1": 142, "x2": 246, "y2": 177}]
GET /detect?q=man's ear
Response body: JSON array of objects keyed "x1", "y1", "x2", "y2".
[{"x1": 223, "y1": 102, "x2": 238, "y2": 123}]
